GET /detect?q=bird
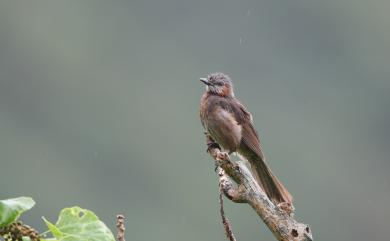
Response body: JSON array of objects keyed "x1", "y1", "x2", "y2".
[{"x1": 199, "y1": 72, "x2": 293, "y2": 204}]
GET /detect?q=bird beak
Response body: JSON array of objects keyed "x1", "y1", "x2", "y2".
[{"x1": 200, "y1": 78, "x2": 212, "y2": 86}]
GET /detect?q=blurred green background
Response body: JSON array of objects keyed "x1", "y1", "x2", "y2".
[{"x1": 0, "y1": 1, "x2": 389, "y2": 240}]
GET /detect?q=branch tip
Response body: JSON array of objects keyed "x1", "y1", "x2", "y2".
[{"x1": 116, "y1": 214, "x2": 126, "y2": 241}]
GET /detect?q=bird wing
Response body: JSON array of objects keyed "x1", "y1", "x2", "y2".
[{"x1": 219, "y1": 98, "x2": 265, "y2": 160}]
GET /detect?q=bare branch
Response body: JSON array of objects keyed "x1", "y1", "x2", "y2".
[
  {"x1": 116, "y1": 214, "x2": 126, "y2": 241},
  {"x1": 219, "y1": 186, "x2": 237, "y2": 241},
  {"x1": 218, "y1": 168, "x2": 247, "y2": 203},
  {"x1": 206, "y1": 134, "x2": 313, "y2": 241}
]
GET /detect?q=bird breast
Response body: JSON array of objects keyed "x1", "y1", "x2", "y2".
[{"x1": 205, "y1": 107, "x2": 242, "y2": 152}]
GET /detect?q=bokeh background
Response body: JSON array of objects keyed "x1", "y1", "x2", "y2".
[{"x1": 1, "y1": 1, "x2": 389, "y2": 240}]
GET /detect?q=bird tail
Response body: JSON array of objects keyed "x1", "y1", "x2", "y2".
[{"x1": 246, "y1": 155, "x2": 293, "y2": 204}]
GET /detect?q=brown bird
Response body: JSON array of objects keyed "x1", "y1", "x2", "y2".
[{"x1": 199, "y1": 72, "x2": 293, "y2": 204}]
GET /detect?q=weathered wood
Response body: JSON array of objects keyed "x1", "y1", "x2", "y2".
[{"x1": 207, "y1": 134, "x2": 313, "y2": 241}]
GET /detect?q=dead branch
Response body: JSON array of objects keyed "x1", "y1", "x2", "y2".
[
  {"x1": 116, "y1": 214, "x2": 126, "y2": 241},
  {"x1": 219, "y1": 181, "x2": 237, "y2": 241},
  {"x1": 206, "y1": 134, "x2": 313, "y2": 241}
]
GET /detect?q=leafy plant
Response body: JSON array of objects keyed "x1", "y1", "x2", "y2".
[
  {"x1": 0, "y1": 197, "x2": 35, "y2": 228},
  {"x1": 0, "y1": 197, "x2": 116, "y2": 241}
]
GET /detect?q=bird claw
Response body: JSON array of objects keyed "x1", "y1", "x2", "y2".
[
  {"x1": 216, "y1": 151, "x2": 229, "y2": 161},
  {"x1": 206, "y1": 142, "x2": 220, "y2": 153}
]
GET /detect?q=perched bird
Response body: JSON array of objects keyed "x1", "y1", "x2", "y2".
[{"x1": 199, "y1": 72, "x2": 293, "y2": 204}]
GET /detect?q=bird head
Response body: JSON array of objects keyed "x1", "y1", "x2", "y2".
[{"x1": 200, "y1": 72, "x2": 234, "y2": 97}]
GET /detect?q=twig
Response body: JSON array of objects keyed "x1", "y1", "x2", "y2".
[
  {"x1": 206, "y1": 134, "x2": 313, "y2": 241},
  {"x1": 219, "y1": 184, "x2": 237, "y2": 241},
  {"x1": 116, "y1": 214, "x2": 126, "y2": 241}
]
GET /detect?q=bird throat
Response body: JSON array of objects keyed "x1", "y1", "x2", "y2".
[{"x1": 207, "y1": 85, "x2": 234, "y2": 97}]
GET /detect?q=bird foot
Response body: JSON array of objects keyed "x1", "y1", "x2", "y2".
[
  {"x1": 214, "y1": 151, "x2": 230, "y2": 171},
  {"x1": 216, "y1": 151, "x2": 229, "y2": 161},
  {"x1": 206, "y1": 142, "x2": 220, "y2": 153}
]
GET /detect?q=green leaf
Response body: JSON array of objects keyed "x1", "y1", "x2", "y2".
[
  {"x1": 43, "y1": 206, "x2": 115, "y2": 241},
  {"x1": 43, "y1": 217, "x2": 63, "y2": 238},
  {"x1": 0, "y1": 197, "x2": 35, "y2": 227},
  {"x1": 22, "y1": 237, "x2": 32, "y2": 241}
]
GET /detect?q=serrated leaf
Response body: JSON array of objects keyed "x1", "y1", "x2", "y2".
[
  {"x1": 0, "y1": 197, "x2": 35, "y2": 227},
  {"x1": 44, "y1": 206, "x2": 115, "y2": 241}
]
